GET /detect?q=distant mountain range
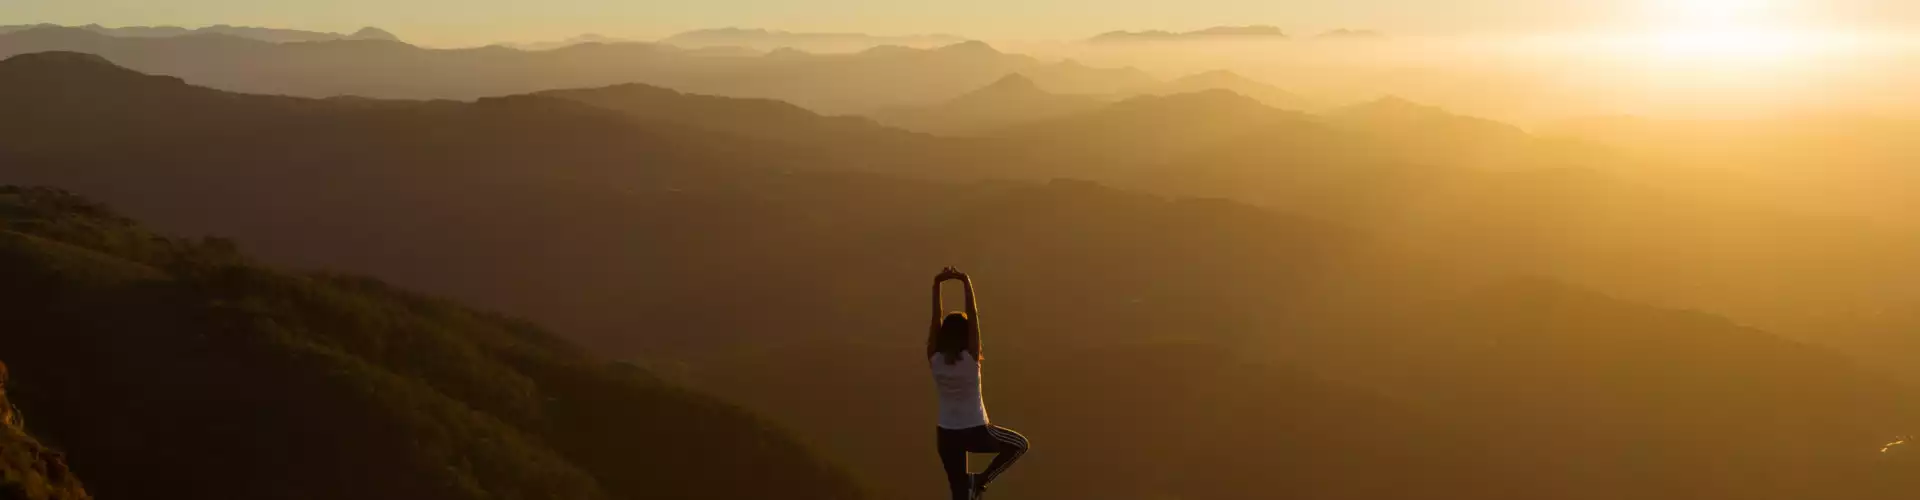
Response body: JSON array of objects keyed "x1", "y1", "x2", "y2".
[
  {"x1": 1315, "y1": 28, "x2": 1386, "y2": 39},
  {"x1": 502, "y1": 33, "x2": 647, "y2": 51},
  {"x1": 0, "y1": 23, "x2": 397, "y2": 43},
  {"x1": 0, "y1": 25, "x2": 1144, "y2": 114},
  {"x1": 1087, "y1": 26, "x2": 1385, "y2": 43},
  {"x1": 1152, "y1": 69, "x2": 1309, "y2": 109},
  {"x1": 660, "y1": 27, "x2": 968, "y2": 53},
  {"x1": 871, "y1": 73, "x2": 1108, "y2": 135},
  {"x1": 1090, "y1": 25, "x2": 1290, "y2": 42},
  {"x1": 870, "y1": 69, "x2": 1310, "y2": 135}
]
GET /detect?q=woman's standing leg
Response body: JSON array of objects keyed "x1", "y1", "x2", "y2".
[{"x1": 938, "y1": 428, "x2": 973, "y2": 500}]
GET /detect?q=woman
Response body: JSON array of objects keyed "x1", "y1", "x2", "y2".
[{"x1": 928, "y1": 267, "x2": 1029, "y2": 500}]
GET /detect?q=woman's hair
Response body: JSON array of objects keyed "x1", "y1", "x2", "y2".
[{"x1": 936, "y1": 312, "x2": 971, "y2": 365}]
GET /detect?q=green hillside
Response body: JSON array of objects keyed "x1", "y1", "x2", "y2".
[{"x1": 0, "y1": 186, "x2": 863, "y2": 500}]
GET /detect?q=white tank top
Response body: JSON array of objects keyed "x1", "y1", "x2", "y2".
[{"x1": 930, "y1": 351, "x2": 990, "y2": 429}]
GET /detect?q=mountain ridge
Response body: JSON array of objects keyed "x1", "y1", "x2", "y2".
[
  {"x1": 1091, "y1": 25, "x2": 1290, "y2": 42},
  {"x1": 0, "y1": 23, "x2": 398, "y2": 43},
  {"x1": 869, "y1": 72, "x2": 1110, "y2": 135},
  {"x1": 0, "y1": 27, "x2": 1148, "y2": 113},
  {"x1": 661, "y1": 27, "x2": 968, "y2": 52}
]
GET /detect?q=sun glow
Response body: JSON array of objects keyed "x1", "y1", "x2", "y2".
[
  {"x1": 1637, "y1": 0, "x2": 1814, "y2": 60},
  {"x1": 1668, "y1": 0, "x2": 1775, "y2": 29}
]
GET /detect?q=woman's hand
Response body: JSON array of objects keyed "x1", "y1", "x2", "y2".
[{"x1": 936, "y1": 266, "x2": 965, "y2": 283}]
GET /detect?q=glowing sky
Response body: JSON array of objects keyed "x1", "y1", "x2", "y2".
[{"x1": 4, "y1": 0, "x2": 1915, "y2": 47}]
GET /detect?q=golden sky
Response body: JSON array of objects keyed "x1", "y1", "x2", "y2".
[{"x1": 5, "y1": 0, "x2": 1915, "y2": 47}]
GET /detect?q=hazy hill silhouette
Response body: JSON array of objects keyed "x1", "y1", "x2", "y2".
[
  {"x1": 660, "y1": 28, "x2": 968, "y2": 53},
  {"x1": 7, "y1": 51, "x2": 1920, "y2": 500},
  {"x1": 1315, "y1": 29, "x2": 1387, "y2": 40},
  {"x1": 533, "y1": 82, "x2": 986, "y2": 175},
  {"x1": 1324, "y1": 96, "x2": 1550, "y2": 167},
  {"x1": 871, "y1": 73, "x2": 1110, "y2": 135},
  {"x1": 0, "y1": 185, "x2": 864, "y2": 500},
  {"x1": 1016, "y1": 59, "x2": 1162, "y2": 95},
  {"x1": 0, "y1": 24, "x2": 397, "y2": 43},
  {"x1": 535, "y1": 82, "x2": 920, "y2": 144},
  {"x1": 1537, "y1": 115, "x2": 1920, "y2": 382},
  {"x1": 1148, "y1": 70, "x2": 1310, "y2": 110},
  {"x1": 984, "y1": 89, "x2": 1377, "y2": 184},
  {"x1": 0, "y1": 27, "x2": 1145, "y2": 113},
  {"x1": 1090, "y1": 25, "x2": 1291, "y2": 43}
]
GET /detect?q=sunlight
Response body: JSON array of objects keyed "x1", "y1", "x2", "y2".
[
  {"x1": 1667, "y1": 0, "x2": 1774, "y2": 29},
  {"x1": 1643, "y1": 28, "x2": 1807, "y2": 60},
  {"x1": 1634, "y1": 0, "x2": 1813, "y2": 60}
]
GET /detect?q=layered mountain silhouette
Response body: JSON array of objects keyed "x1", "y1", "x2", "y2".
[
  {"x1": 1017, "y1": 58, "x2": 1161, "y2": 95},
  {"x1": 871, "y1": 74, "x2": 1110, "y2": 135},
  {"x1": 1323, "y1": 96, "x2": 1546, "y2": 167},
  {"x1": 1091, "y1": 25, "x2": 1291, "y2": 43},
  {"x1": 8, "y1": 50, "x2": 1920, "y2": 500},
  {"x1": 503, "y1": 33, "x2": 647, "y2": 51},
  {"x1": 0, "y1": 23, "x2": 397, "y2": 43},
  {"x1": 0, "y1": 27, "x2": 1140, "y2": 113},
  {"x1": 1315, "y1": 28, "x2": 1386, "y2": 40},
  {"x1": 1146, "y1": 70, "x2": 1310, "y2": 109},
  {"x1": 874, "y1": 70, "x2": 1313, "y2": 134},
  {"x1": 660, "y1": 27, "x2": 968, "y2": 53}
]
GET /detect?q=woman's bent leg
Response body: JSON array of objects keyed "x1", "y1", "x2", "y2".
[{"x1": 976, "y1": 425, "x2": 1029, "y2": 487}]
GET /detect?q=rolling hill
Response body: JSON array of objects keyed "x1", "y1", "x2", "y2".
[{"x1": 1144, "y1": 70, "x2": 1310, "y2": 110}]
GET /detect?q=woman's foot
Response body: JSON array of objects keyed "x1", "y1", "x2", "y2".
[{"x1": 969, "y1": 474, "x2": 988, "y2": 499}]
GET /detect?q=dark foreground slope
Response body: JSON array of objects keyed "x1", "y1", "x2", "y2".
[
  {"x1": 0, "y1": 186, "x2": 862, "y2": 500},
  {"x1": 0, "y1": 362, "x2": 90, "y2": 500}
]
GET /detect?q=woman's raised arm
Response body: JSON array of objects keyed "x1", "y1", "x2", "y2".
[
  {"x1": 960, "y1": 272, "x2": 982, "y2": 359},
  {"x1": 929, "y1": 267, "x2": 961, "y2": 357}
]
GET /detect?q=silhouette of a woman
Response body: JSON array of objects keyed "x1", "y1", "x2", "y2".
[{"x1": 928, "y1": 267, "x2": 1029, "y2": 500}]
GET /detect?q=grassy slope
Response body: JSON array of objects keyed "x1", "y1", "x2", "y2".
[{"x1": 0, "y1": 186, "x2": 863, "y2": 500}]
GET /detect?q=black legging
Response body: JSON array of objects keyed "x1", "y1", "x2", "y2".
[{"x1": 937, "y1": 424, "x2": 1029, "y2": 499}]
